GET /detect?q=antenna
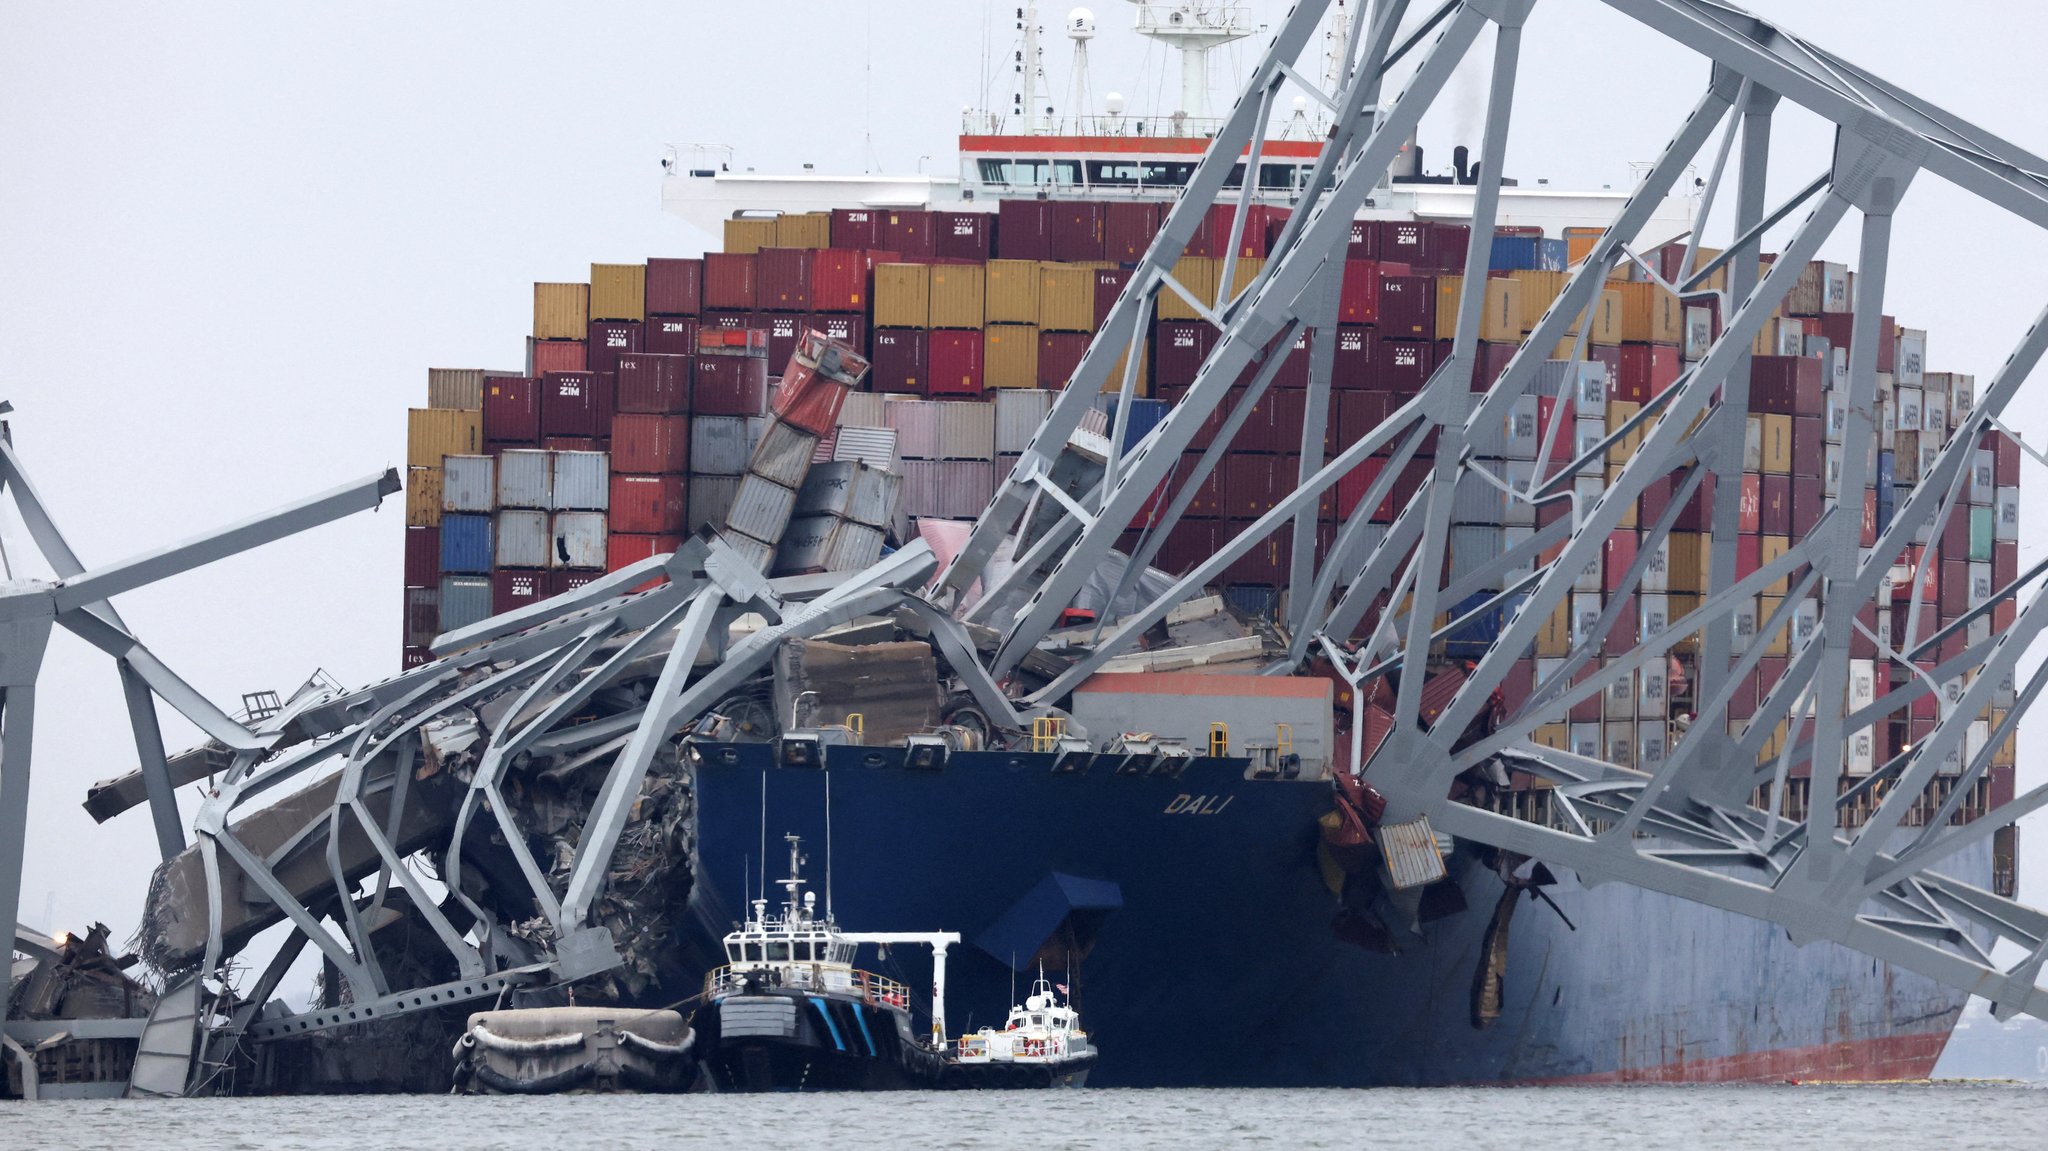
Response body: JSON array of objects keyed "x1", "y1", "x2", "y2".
[
  {"x1": 1066, "y1": 8, "x2": 1097, "y2": 134},
  {"x1": 824, "y1": 769, "x2": 834, "y2": 921},
  {"x1": 759, "y1": 773, "x2": 768, "y2": 904},
  {"x1": 1127, "y1": 2, "x2": 1256, "y2": 124}
]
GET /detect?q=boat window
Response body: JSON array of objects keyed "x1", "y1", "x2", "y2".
[
  {"x1": 1224, "y1": 163, "x2": 1246, "y2": 189},
  {"x1": 1051, "y1": 159, "x2": 1083, "y2": 188},
  {"x1": 766, "y1": 941, "x2": 790, "y2": 961},
  {"x1": 1087, "y1": 160, "x2": 1142, "y2": 187},
  {"x1": 1259, "y1": 163, "x2": 1296, "y2": 190},
  {"x1": 1141, "y1": 161, "x2": 1196, "y2": 187},
  {"x1": 1032, "y1": 1015, "x2": 1045, "y2": 1026},
  {"x1": 745, "y1": 943, "x2": 762, "y2": 962},
  {"x1": 793, "y1": 941, "x2": 811, "y2": 962},
  {"x1": 979, "y1": 158, "x2": 1049, "y2": 187}
]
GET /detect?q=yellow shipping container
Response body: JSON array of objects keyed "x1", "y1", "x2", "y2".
[
  {"x1": 1667, "y1": 593, "x2": 1700, "y2": 640},
  {"x1": 405, "y1": 466, "x2": 443, "y2": 528},
  {"x1": 1666, "y1": 532, "x2": 1705, "y2": 594},
  {"x1": 985, "y1": 259, "x2": 1041, "y2": 325},
  {"x1": 1509, "y1": 270, "x2": 1567, "y2": 333},
  {"x1": 589, "y1": 263, "x2": 646, "y2": 322},
  {"x1": 1100, "y1": 344, "x2": 1149, "y2": 395},
  {"x1": 1760, "y1": 594, "x2": 1789, "y2": 655},
  {"x1": 1617, "y1": 281, "x2": 1682, "y2": 344},
  {"x1": 1157, "y1": 256, "x2": 1219, "y2": 321},
  {"x1": 984, "y1": 324, "x2": 1040, "y2": 388},
  {"x1": 1533, "y1": 723, "x2": 1569, "y2": 751},
  {"x1": 1538, "y1": 601, "x2": 1571, "y2": 657},
  {"x1": 723, "y1": 217, "x2": 777, "y2": 254},
  {"x1": 873, "y1": 264, "x2": 931, "y2": 329},
  {"x1": 1760, "y1": 535, "x2": 1790, "y2": 597},
  {"x1": 406, "y1": 408, "x2": 481, "y2": 469},
  {"x1": 1435, "y1": 276, "x2": 1462, "y2": 341},
  {"x1": 1038, "y1": 263, "x2": 1095, "y2": 332},
  {"x1": 1605, "y1": 400, "x2": 1644, "y2": 463},
  {"x1": 1759, "y1": 413, "x2": 1793, "y2": 474},
  {"x1": 773, "y1": 211, "x2": 831, "y2": 250},
  {"x1": 1589, "y1": 288, "x2": 1626, "y2": 345},
  {"x1": 928, "y1": 264, "x2": 985, "y2": 329},
  {"x1": 1606, "y1": 463, "x2": 1638, "y2": 530},
  {"x1": 533, "y1": 283, "x2": 589, "y2": 340},
  {"x1": 1431, "y1": 275, "x2": 1521, "y2": 342}
]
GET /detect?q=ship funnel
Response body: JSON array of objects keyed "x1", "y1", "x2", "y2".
[{"x1": 1453, "y1": 145, "x2": 1471, "y2": 184}]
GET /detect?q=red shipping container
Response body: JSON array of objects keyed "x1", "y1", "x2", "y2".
[
  {"x1": 1428, "y1": 223, "x2": 1471, "y2": 272},
  {"x1": 870, "y1": 329, "x2": 927, "y2": 394},
  {"x1": 830, "y1": 208, "x2": 880, "y2": 250},
  {"x1": 1940, "y1": 503, "x2": 1970, "y2": 555},
  {"x1": 401, "y1": 646, "x2": 432, "y2": 670},
  {"x1": 1613, "y1": 343, "x2": 1679, "y2": 402},
  {"x1": 694, "y1": 353, "x2": 769, "y2": 416},
  {"x1": 611, "y1": 413, "x2": 690, "y2": 474},
  {"x1": 644, "y1": 257, "x2": 702, "y2": 316},
  {"x1": 1249, "y1": 389, "x2": 1322, "y2": 456},
  {"x1": 1735, "y1": 534, "x2": 1761, "y2": 581},
  {"x1": 1104, "y1": 201, "x2": 1164, "y2": 262},
  {"x1": 1673, "y1": 475, "x2": 1715, "y2": 531},
  {"x1": 702, "y1": 253, "x2": 757, "y2": 309},
  {"x1": 1601, "y1": 593, "x2": 1638, "y2": 657},
  {"x1": 1038, "y1": 330, "x2": 1091, "y2": 390},
  {"x1": 879, "y1": 209, "x2": 937, "y2": 259},
  {"x1": 1338, "y1": 260, "x2": 1381, "y2": 325},
  {"x1": 1750, "y1": 355, "x2": 1824, "y2": 415},
  {"x1": 1377, "y1": 221, "x2": 1432, "y2": 268},
  {"x1": 755, "y1": 247, "x2": 813, "y2": 312},
  {"x1": 541, "y1": 435, "x2": 602, "y2": 451},
  {"x1": 809, "y1": 249, "x2": 867, "y2": 313},
  {"x1": 607, "y1": 531, "x2": 684, "y2": 572},
  {"x1": 806, "y1": 313, "x2": 867, "y2": 352},
  {"x1": 1265, "y1": 328, "x2": 1312, "y2": 390},
  {"x1": 482, "y1": 375, "x2": 541, "y2": 446},
  {"x1": 586, "y1": 321, "x2": 642, "y2": 374},
  {"x1": 1379, "y1": 274, "x2": 1436, "y2": 339},
  {"x1": 1153, "y1": 320, "x2": 1213, "y2": 388},
  {"x1": 540, "y1": 371, "x2": 610, "y2": 439},
  {"x1": 552, "y1": 569, "x2": 602, "y2": 596},
  {"x1": 757, "y1": 311, "x2": 802, "y2": 369},
  {"x1": 645, "y1": 315, "x2": 698, "y2": 356},
  {"x1": 1472, "y1": 341, "x2": 1515, "y2": 393},
  {"x1": 1994, "y1": 429, "x2": 2021, "y2": 485},
  {"x1": 616, "y1": 352, "x2": 692, "y2": 414},
  {"x1": 997, "y1": 199, "x2": 1055, "y2": 260},
  {"x1": 1759, "y1": 473, "x2": 1790, "y2": 534},
  {"x1": 1815, "y1": 312, "x2": 1896, "y2": 374},
  {"x1": 1374, "y1": 339, "x2": 1433, "y2": 393},
  {"x1": 1939, "y1": 558, "x2": 1969, "y2": 617},
  {"x1": 1093, "y1": 267, "x2": 1131, "y2": 326},
  {"x1": 528, "y1": 338, "x2": 586, "y2": 377},
  {"x1": 404, "y1": 526, "x2": 439, "y2": 587},
  {"x1": 934, "y1": 211, "x2": 992, "y2": 261},
  {"x1": 610, "y1": 474, "x2": 687, "y2": 534},
  {"x1": 1346, "y1": 218, "x2": 1377, "y2": 261},
  {"x1": 1223, "y1": 454, "x2": 1276, "y2": 518},
  {"x1": 928, "y1": 329, "x2": 985, "y2": 396},
  {"x1": 493, "y1": 569, "x2": 547, "y2": 615},
  {"x1": 1051, "y1": 201, "x2": 1105, "y2": 262},
  {"x1": 1333, "y1": 325, "x2": 1374, "y2": 389},
  {"x1": 1603, "y1": 531, "x2": 1638, "y2": 593},
  {"x1": 1160, "y1": 389, "x2": 1224, "y2": 451},
  {"x1": 1638, "y1": 473, "x2": 1672, "y2": 526},
  {"x1": 1790, "y1": 474, "x2": 1823, "y2": 532},
  {"x1": 700, "y1": 309, "x2": 750, "y2": 335}
]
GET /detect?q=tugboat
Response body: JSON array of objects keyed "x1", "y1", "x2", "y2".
[
  {"x1": 949, "y1": 970, "x2": 1097, "y2": 1089},
  {"x1": 690, "y1": 835, "x2": 958, "y2": 1091}
]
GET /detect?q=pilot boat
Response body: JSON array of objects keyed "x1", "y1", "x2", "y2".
[
  {"x1": 950, "y1": 970, "x2": 1097, "y2": 1089},
  {"x1": 689, "y1": 835, "x2": 957, "y2": 1092}
]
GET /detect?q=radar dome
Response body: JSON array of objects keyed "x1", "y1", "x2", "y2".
[
  {"x1": 1293, "y1": 95, "x2": 1309, "y2": 113},
  {"x1": 1105, "y1": 92, "x2": 1127, "y2": 115},
  {"x1": 1068, "y1": 7, "x2": 1096, "y2": 38}
]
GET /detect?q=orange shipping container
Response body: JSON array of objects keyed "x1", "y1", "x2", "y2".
[
  {"x1": 589, "y1": 263, "x2": 646, "y2": 322},
  {"x1": 1617, "y1": 281, "x2": 1682, "y2": 344},
  {"x1": 1430, "y1": 275, "x2": 1522, "y2": 342},
  {"x1": 1508, "y1": 270, "x2": 1567, "y2": 333},
  {"x1": 873, "y1": 264, "x2": 931, "y2": 329},
  {"x1": 407, "y1": 408, "x2": 482, "y2": 468},
  {"x1": 1038, "y1": 263, "x2": 1096, "y2": 332},
  {"x1": 985, "y1": 259, "x2": 1040, "y2": 325},
  {"x1": 533, "y1": 283, "x2": 589, "y2": 340},
  {"x1": 928, "y1": 263, "x2": 986, "y2": 329},
  {"x1": 1564, "y1": 226, "x2": 1603, "y2": 266},
  {"x1": 984, "y1": 324, "x2": 1040, "y2": 388}
]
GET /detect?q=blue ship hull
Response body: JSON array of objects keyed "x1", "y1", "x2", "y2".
[{"x1": 683, "y1": 749, "x2": 1977, "y2": 1086}]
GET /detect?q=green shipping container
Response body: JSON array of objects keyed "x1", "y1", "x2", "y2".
[{"x1": 1970, "y1": 504, "x2": 1995, "y2": 561}]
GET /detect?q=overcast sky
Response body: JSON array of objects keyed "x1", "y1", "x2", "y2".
[{"x1": 3, "y1": 0, "x2": 2045, "y2": 980}]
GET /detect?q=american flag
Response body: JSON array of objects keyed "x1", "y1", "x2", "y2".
[{"x1": 1055, "y1": 983, "x2": 1069, "y2": 995}]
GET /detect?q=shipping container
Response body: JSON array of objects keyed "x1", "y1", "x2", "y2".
[
  {"x1": 589, "y1": 263, "x2": 646, "y2": 321},
  {"x1": 440, "y1": 575, "x2": 494, "y2": 632},
  {"x1": 495, "y1": 509, "x2": 550, "y2": 569},
  {"x1": 403, "y1": 526, "x2": 440, "y2": 587},
  {"x1": 984, "y1": 324, "x2": 1040, "y2": 388},
  {"x1": 871, "y1": 328, "x2": 927, "y2": 393},
  {"x1": 880, "y1": 209, "x2": 937, "y2": 258},
  {"x1": 408, "y1": 408, "x2": 483, "y2": 467},
  {"x1": 427, "y1": 368, "x2": 485, "y2": 410},
  {"x1": 583, "y1": 321, "x2": 642, "y2": 375},
  {"x1": 405, "y1": 466, "x2": 443, "y2": 527},
  {"x1": 539, "y1": 371, "x2": 609, "y2": 439},
  {"x1": 491, "y1": 568, "x2": 547, "y2": 617},
  {"x1": 608, "y1": 413, "x2": 688, "y2": 475},
  {"x1": 645, "y1": 257, "x2": 702, "y2": 316},
  {"x1": 691, "y1": 415, "x2": 758, "y2": 475},
  {"x1": 995, "y1": 389, "x2": 1053, "y2": 454},
  {"x1": 615, "y1": 352, "x2": 692, "y2": 414},
  {"x1": 694, "y1": 352, "x2": 769, "y2": 416},
  {"x1": 726, "y1": 472, "x2": 798, "y2": 544},
  {"x1": 527, "y1": 338, "x2": 587, "y2": 379},
  {"x1": 928, "y1": 329, "x2": 985, "y2": 396},
  {"x1": 934, "y1": 210, "x2": 992, "y2": 261},
  {"x1": 807, "y1": 249, "x2": 867, "y2": 314},
  {"x1": 751, "y1": 419, "x2": 820, "y2": 487},
  {"x1": 533, "y1": 283, "x2": 589, "y2": 339},
  {"x1": 935, "y1": 459, "x2": 998, "y2": 518},
  {"x1": 440, "y1": 513, "x2": 493, "y2": 575},
  {"x1": 874, "y1": 263, "x2": 930, "y2": 328},
  {"x1": 1038, "y1": 330, "x2": 1090, "y2": 390},
  {"x1": 442, "y1": 454, "x2": 495, "y2": 513},
  {"x1": 1104, "y1": 201, "x2": 1163, "y2": 262},
  {"x1": 830, "y1": 208, "x2": 880, "y2": 250},
  {"x1": 1038, "y1": 263, "x2": 1096, "y2": 332},
  {"x1": 610, "y1": 473, "x2": 688, "y2": 534},
  {"x1": 756, "y1": 247, "x2": 813, "y2": 313},
  {"x1": 683, "y1": 474, "x2": 740, "y2": 529},
  {"x1": 552, "y1": 511, "x2": 608, "y2": 569},
  {"x1": 553, "y1": 451, "x2": 610, "y2": 510},
  {"x1": 703, "y1": 252, "x2": 758, "y2": 310},
  {"x1": 928, "y1": 263, "x2": 985, "y2": 329},
  {"x1": 794, "y1": 460, "x2": 901, "y2": 528},
  {"x1": 645, "y1": 316, "x2": 697, "y2": 356},
  {"x1": 997, "y1": 200, "x2": 1054, "y2": 260},
  {"x1": 985, "y1": 259, "x2": 1042, "y2": 325},
  {"x1": 722, "y1": 218, "x2": 776, "y2": 255},
  {"x1": 481, "y1": 377, "x2": 540, "y2": 446}
]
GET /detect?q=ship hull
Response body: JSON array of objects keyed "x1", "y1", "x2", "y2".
[
  {"x1": 683, "y1": 749, "x2": 1979, "y2": 1087},
  {"x1": 691, "y1": 991, "x2": 945, "y2": 1092}
]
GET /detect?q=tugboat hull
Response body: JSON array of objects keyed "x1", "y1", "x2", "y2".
[
  {"x1": 946, "y1": 1054, "x2": 1096, "y2": 1089},
  {"x1": 693, "y1": 991, "x2": 946, "y2": 1092}
]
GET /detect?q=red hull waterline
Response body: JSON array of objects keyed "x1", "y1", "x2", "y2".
[{"x1": 1518, "y1": 1028, "x2": 1955, "y2": 1085}]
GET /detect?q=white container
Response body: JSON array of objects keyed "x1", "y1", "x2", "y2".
[
  {"x1": 1923, "y1": 389, "x2": 1948, "y2": 439},
  {"x1": 717, "y1": 528, "x2": 776, "y2": 574},
  {"x1": 887, "y1": 399, "x2": 943, "y2": 460},
  {"x1": 1970, "y1": 448, "x2": 1997, "y2": 505},
  {"x1": 1502, "y1": 460, "x2": 1537, "y2": 527},
  {"x1": 494, "y1": 509, "x2": 550, "y2": 568},
  {"x1": 1504, "y1": 395, "x2": 1540, "y2": 460},
  {"x1": 1996, "y1": 487, "x2": 2020, "y2": 541},
  {"x1": 691, "y1": 416, "x2": 755, "y2": 476},
  {"x1": 995, "y1": 389, "x2": 1054, "y2": 455},
  {"x1": 935, "y1": 401, "x2": 997, "y2": 461},
  {"x1": 552, "y1": 511, "x2": 607, "y2": 569},
  {"x1": 1895, "y1": 327, "x2": 1927, "y2": 387},
  {"x1": 1792, "y1": 596, "x2": 1820, "y2": 652},
  {"x1": 1603, "y1": 723, "x2": 1635, "y2": 769},
  {"x1": 1824, "y1": 393, "x2": 1847, "y2": 444},
  {"x1": 774, "y1": 514, "x2": 886, "y2": 575},
  {"x1": 795, "y1": 460, "x2": 902, "y2": 528},
  {"x1": 1637, "y1": 720, "x2": 1668, "y2": 769},
  {"x1": 935, "y1": 460, "x2": 997, "y2": 519},
  {"x1": 1682, "y1": 306, "x2": 1712, "y2": 362},
  {"x1": 1743, "y1": 416, "x2": 1762, "y2": 472},
  {"x1": 896, "y1": 460, "x2": 945, "y2": 518},
  {"x1": 833, "y1": 425, "x2": 899, "y2": 470},
  {"x1": 1948, "y1": 372, "x2": 1976, "y2": 420},
  {"x1": 1969, "y1": 561, "x2": 1993, "y2": 609},
  {"x1": 1895, "y1": 385, "x2": 1922, "y2": 433},
  {"x1": 1603, "y1": 662, "x2": 1635, "y2": 722},
  {"x1": 1639, "y1": 593, "x2": 1669, "y2": 641},
  {"x1": 496, "y1": 449, "x2": 553, "y2": 510},
  {"x1": 442, "y1": 454, "x2": 495, "y2": 513},
  {"x1": 1450, "y1": 473, "x2": 1503, "y2": 526},
  {"x1": 1638, "y1": 659, "x2": 1667, "y2": 719},
  {"x1": 838, "y1": 390, "x2": 887, "y2": 429},
  {"x1": 552, "y1": 451, "x2": 610, "y2": 511},
  {"x1": 751, "y1": 419, "x2": 820, "y2": 488},
  {"x1": 1846, "y1": 724, "x2": 1875, "y2": 775},
  {"x1": 1640, "y1": 536, "x2": 1669, "y2": 593},
  {"x1": 1568, "y1": 722, "x2": 1601, "y2": 761},
  {"x1": 687, "y1": 474, "x2": 742, "y2": 530},
  {"x1": 725, "y1": 473, "x2": 797, "y2": 546},
  {"x1": 1823, "y1": 443, "x2": 1844, "y2": 498},
  {"x1": 1573, "y1": 416, "x2": 1606, "y2": 474},
  {"x1": 1729, "y1": 597, "x2": 1758, "y2": 655},
  {"x1": 1569, "y1": 592, "x2": 1602, "y2": 650}
]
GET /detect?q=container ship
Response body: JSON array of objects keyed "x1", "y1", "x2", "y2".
[{"x1": 388, "y1": 2, "x2": 2023, "y2": 1086}]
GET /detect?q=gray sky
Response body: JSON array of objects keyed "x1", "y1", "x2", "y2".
[{"x1": 2, "y1": 0, "x2": 2045, "y2": 967}]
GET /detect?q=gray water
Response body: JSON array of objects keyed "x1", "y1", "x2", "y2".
[{"x1": 8, "y1": 1086, "x2": 2046, "y2": 1150}]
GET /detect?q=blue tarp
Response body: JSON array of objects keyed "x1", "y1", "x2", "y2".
[{"x1": 975, "y1": 872, "x2": 1124, "y2": 972}]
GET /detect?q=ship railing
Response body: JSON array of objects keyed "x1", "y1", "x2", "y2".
[
  {"x1": 960, "y1": 110, "x2": 1233, "y2": 140},
  {"x1": 703, "y1": 963, "x2": 910, "y2": 1008}
]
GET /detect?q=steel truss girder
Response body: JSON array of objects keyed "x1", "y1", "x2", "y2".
[{"x1": 915, "y1": 0, "x2": 2048, "y2": 1024}]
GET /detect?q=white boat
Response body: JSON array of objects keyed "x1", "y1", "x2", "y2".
[{"x1": 951, "y1": 971, "x2": 1097, "y2": 1088}]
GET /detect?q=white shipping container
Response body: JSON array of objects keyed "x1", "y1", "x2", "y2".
[
  {"x1": 838, "y1": 390, "x2": 887, "y2": 429},
  {"x1": 494, "y1": 509, "x2": 550, "y2": 568},
  {"x1": 1504, "y1": 396, "x2": 1540, "y2": 460},
  {"x1": 1502, "y1": 460, "x2": 1537, "y2": 527},
  {"x1": 1604, "y1": 724, "x2": 1635, "y2": 770},
  {"x1": 551, "y1": 511, "x2": 607, "y2": 570},
  {"x1": 751, "y1": 419, "x2": 820, "y2": 488},
  {"x1": 1452, "y1": 473, "x2": 1504, "y2": 526},
  {"x1": 1570, "y1": 361, "x2": 1606, "y2": 408},
  {"x1": 552, "y1": 451, "x2": 610, "y2": 511},
  {"x1": 1448, "y1": 526, "x2": 1502, "y2": 590},
  {"x1": 833, "y1": 425, "x2": 899, "y2": 471},
  {"x1": 1949, "y1": 373, "x2": 1976, "y2": 420},
  {"x1": 995, "y1": 389, "x2": 1054, "y2": 454},
  {"x1": 1969, "y1": 561, "x2": 1993, "y2": 609},
  {"x1": 1640, "y1": 536, "x2": 1669, "y2": 593},
  {"x1": 439, "y1": 575, "x2": 493, "y2": 633},
  {"x1": 1568, "y1": 722, "x2": 1602, "y2": 761},
  {"x1": 725, "y1": 473, "x2": 798, "y2": 546},
  {"x1": 1895, "y1": 386, "x2": 1922, "y2": 432},
  {"x1": 1823, "y1": 443, "x2": 1844, "y2": 499},
  {"x1": 1793, "y1": 596, "x2": 1820, "y2": 652},
  {"x1": 718, "y1": 528, "x2": 776, "y2": 574},
  {"x1": 1573, "y1": 416, "x2": 1606, "y2": 475},
  {"x1": 691, "y1": 416, "x2": 755, "y2": 476},
  {"x1": 1996, "y1": 487, "x2": 2020, "y2": 541},
  {"x1": 1502, "y1": 526, "x2": 1535, "y2": 586},
  {"x1": 794, "y1": 460, "x2": 901, "y2": 528},
  {"x1": 442, "y1": 454, "x2": 495, "y2": 513},
  {"x1": 1824, "y1": 393, "x2": 1847, "y2": 444},
  {"x1": 896, "y1": 460, "x2": 944, "y2": 518},
  {"x1": 1639, "y1": 593, "x2": 1669, "y2": 641},
  {"x1": 1570, "y1": 592, "x2": 1602, "y2": 649},
  {"x1": 686, "y1": 475, "x2": 742, "y2": 531},
  {"x1": 1637, "y1": 720, "x2": 1667, "y2": 769},
  {"x1": 1638, "y1": 659, "x2": 1667, "y2": 719},
  {"x1": 1603, "y1": 662, "x2": 1635, "y2": 721},
  {"x1": 1743, "y1": 416, "x2": 1762, "y2": 472},
  {"x1": 1730, "y1": 597, "x2": 1758, "y2": 655},
  {"x1": 496, "y1": 449, "x2": 553, "y2": 509},
  {"x1": 935, "y1": 401, "x2": 998, "y2": 461},
  {"x1": 1847, "y1": 724, "x2": 1874, "y2": 775},
  {"x1": 935, "y1": 460, "x2": 997, "y2": 519},
  {"x1": 1821, "y1": 262, "x2": 1851, "y2": 312},
  {"x1": 1968, "y1": 615, "x2": 1991, "y2": 649},
  {"x1": 1896, "y1": 327, "x2": 1927, "y2": 387},
  {"x1": 773, "y1": 514, "x2": 885, "y2": 575},
  {"x1": 1972, "y1": 448, "x2": 1997, "y2": 505},
  {"x1": 1682, "y1": 306, "x2": 1712, "y2": 362},
  {"x1": 1776, "y1": 324, "x2": 1803, "y2": 357},
  {"x1": 1830, "y1": 347, "x2": 1848, "y2": 392},
  {"x1": 1964, "y1": 719, "x2": 1991, "y2": 774},
  {"x1": 1923, "y1": 389, "x2": 1948, "y2": 439},
  {"x1": 887, "y1": 399, "x2": 943, "y2": 460}
]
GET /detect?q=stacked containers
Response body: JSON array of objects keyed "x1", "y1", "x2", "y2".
[
  {"x1": 719, "y1": 331, "x2": 870, "y2": 571},
  {"x1": 405, "y1": 394, "x2": 484, "y2": 666},
  {"x1": 680, "y1": 328, "x2": 770, "y2": 536}
]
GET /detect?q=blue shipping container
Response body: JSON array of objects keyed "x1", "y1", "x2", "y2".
[
  {"x1": 439, "y1": 513, "x2": 494, "y2": 575},
  {"x1": 1222, "y1": 584, "x2": 1280, "y2": 620},
  {"x1": 1490, "y1": 235, "x2": 1568, "y2": 272},
  {"x1": 1114, "y1": 398, "x2": 1172, "y2": 450},
  {"x1": 1876, "y1": 449, "x2": 1895, "y2": 490},
  {"x1": 1444, "y1": 590, "x2": 1506, "y2": 658}
]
